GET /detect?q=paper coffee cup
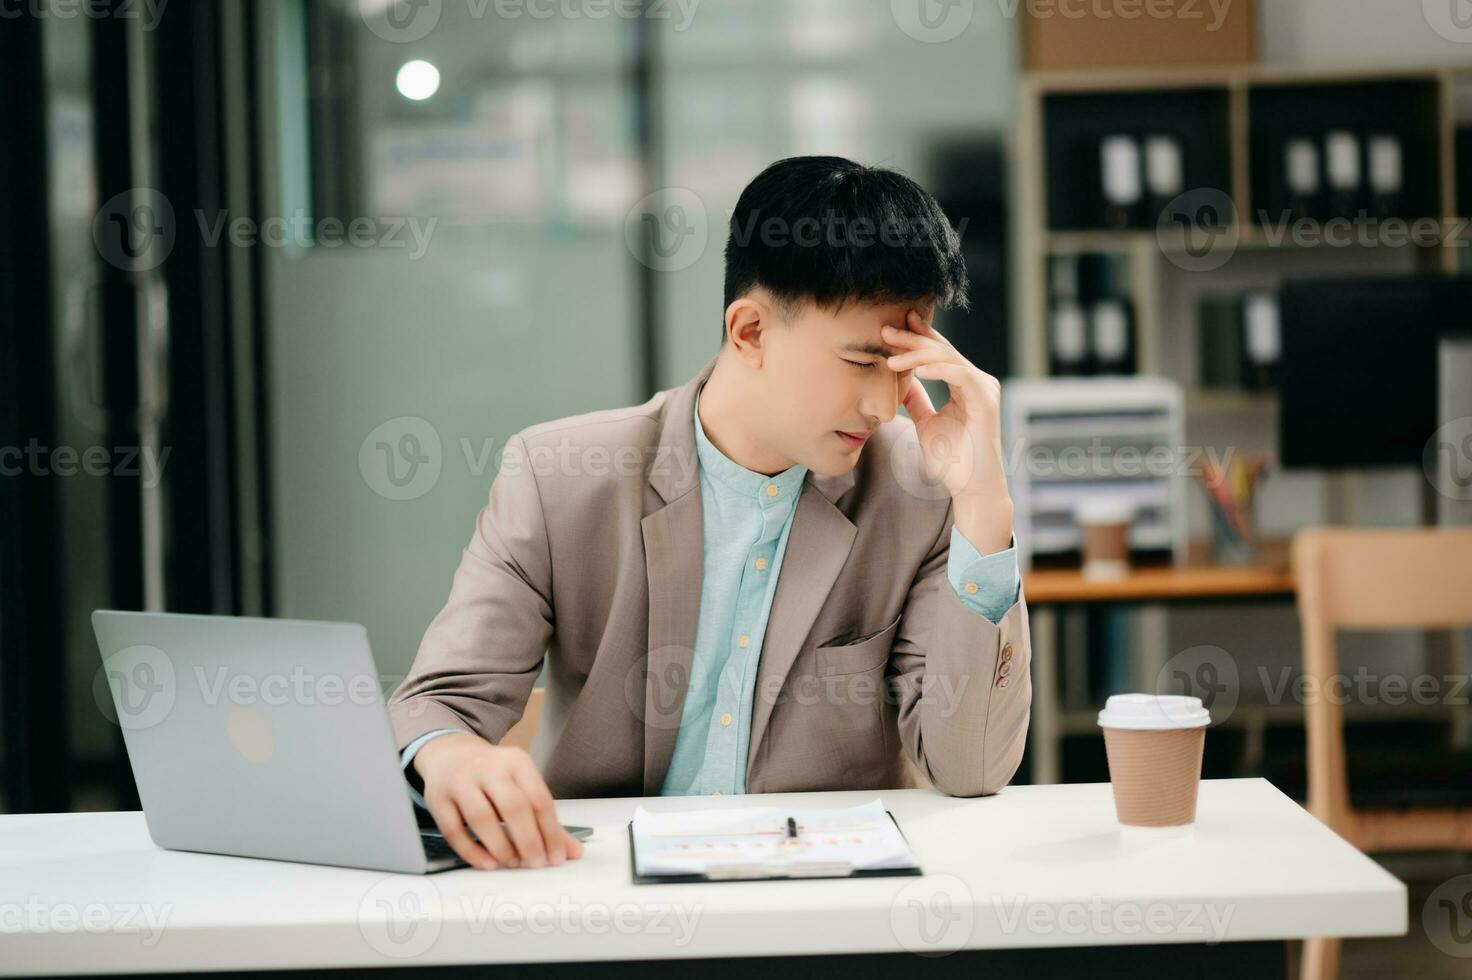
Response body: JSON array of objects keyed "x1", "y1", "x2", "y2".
[
  {"x1": 1075, "y1": 498, "x2": 1133, "y2": 580},
  {"x1": 1097, "y1": 694, "x2": 1209, "y2": 827}
]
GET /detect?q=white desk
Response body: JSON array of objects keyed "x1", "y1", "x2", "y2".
[{"x1": 1, "y1": 779, "x2": 1404, "y2": 977}]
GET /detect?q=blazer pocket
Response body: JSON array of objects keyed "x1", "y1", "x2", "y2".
[{"x1": 815, "y1": 614, "x2": 902, "y2": 677}]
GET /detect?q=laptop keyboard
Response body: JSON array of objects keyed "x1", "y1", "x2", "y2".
[
  {"x1": 420, "y1": 834, "x2": 466, "y2": 865},
  {"x1": 420, "y1": 825, "x2": 591, "y2": 866}
]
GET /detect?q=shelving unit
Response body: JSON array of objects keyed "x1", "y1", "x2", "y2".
[
  {"x1": 1009, "y1": 62, "x2": 1472, "y2": 785},
  {"x1": 1014, "y1": 63, "x2": 1472, "y2": 383},
  {"x1": 1004, "y1": 377, "x2": 1188, "y2": 569}
]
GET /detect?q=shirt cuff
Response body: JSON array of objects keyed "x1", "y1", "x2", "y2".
[
  {"x1": 400, "y1": 727, "x2": 468, "y2": 810},
  {"x1": 947, "y1": 526, "x2": 1020, "y2": 625}
]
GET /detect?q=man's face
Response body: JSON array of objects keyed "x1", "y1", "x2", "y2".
[{"x1": 750, "y1": 295, "x2": 924, "y2": 477}]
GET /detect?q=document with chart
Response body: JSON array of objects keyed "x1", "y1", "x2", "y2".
[{"x1": 629, "y1": 799, "x2": 922, "y2": 883}]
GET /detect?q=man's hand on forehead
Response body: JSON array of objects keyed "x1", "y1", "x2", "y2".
[{"x1": 881, "y1": 307, "x2": 1013, "y2": 556}]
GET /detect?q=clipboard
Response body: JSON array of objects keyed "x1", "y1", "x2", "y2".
[{"x1": 628, "y1": 809, "x2": 922, "y2": 884}]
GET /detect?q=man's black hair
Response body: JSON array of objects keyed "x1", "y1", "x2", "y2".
[{"x1": 721, "y1": 155, "x2": 970, "y2": 340}]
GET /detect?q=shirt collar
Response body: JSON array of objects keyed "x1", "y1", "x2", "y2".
[{"x1": 693, "y1": 384, "x2": 807, "y2": 501}]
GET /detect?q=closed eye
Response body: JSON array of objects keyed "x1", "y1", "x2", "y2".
[{"x1": 844, "y1": 359, "x2": 878, "y2": 371}]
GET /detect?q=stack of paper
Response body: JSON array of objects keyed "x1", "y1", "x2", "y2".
[{"x1": 631, "y1": 799, "x2": 920, "y2": 878}]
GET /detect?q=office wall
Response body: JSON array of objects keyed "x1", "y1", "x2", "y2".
[
  {"x1": 1258, "y1": 0, "x2": 1472, "y2": 67},
  {"x1": 266, "y1": 235, "x2": 640, "y2": 678},
  {"x1": 263, "y1": 5, "x2": 643, "y2": 678},
  {"x1": 652, "y1": 1, "x2": 1018, "y2": 388}
]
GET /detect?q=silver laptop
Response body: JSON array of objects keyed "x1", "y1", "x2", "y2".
[{"x1": 91, "y1": 610, "x2": 590, "y2": 874}]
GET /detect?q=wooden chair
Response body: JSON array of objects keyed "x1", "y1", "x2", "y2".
[{"x1": 1292, "y1": 527, "x2": 1472, "y2": 980}]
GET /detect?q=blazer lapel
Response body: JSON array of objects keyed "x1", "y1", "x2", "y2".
[
  {"x1": 639, "y1": 355, "x2": 714, "y2": 795},
  {"x1": 640, "y1": 492, "x2": 704, "y2": 794},
  {"x1": 746, "y1": 469, "x2": 857, "y2": 775}
]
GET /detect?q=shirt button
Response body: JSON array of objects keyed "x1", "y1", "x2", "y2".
[
  {"x1": 755, "y1": 556, "x2": 768, "y2": 571},
  {"x1": 720, "y1": 712, "x2": 732, "y2": 727},
  {"x1": 1001, "y1": 643, "x2": 1013, "y2": 663},
  {"x1": 997, "y1": 676, "x2": 1010, "y2": 689},
  {"x1": 964, "y1": 581, "x2": 979, "y2": 595},
  {"x1": 999, "y1": 661, "x2": 1012, "y2": 677},
  {"x1": 738, "y1": 635, "x2": 750, "y2": 648},
  {"x1": 766, "y1": 483, "x2": 778, "y2": 497}
]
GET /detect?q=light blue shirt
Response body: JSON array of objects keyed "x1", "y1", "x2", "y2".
[
  {"x1": 400, "y1": 386, "x2": 1020, "y2": 804},
  {"x1": 659, "y1": 386, "x2": 809, "y2": 796}
]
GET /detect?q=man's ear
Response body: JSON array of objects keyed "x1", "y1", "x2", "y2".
[{"x1": 723, "y1": 296, "x2": 771, "y2": 368}]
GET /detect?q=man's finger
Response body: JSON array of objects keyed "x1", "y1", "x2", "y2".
[
  {"x1": 427, "y1": 793, "x2": 498, "y2": 870},
  {"x1": 457, "y1": 788, "x2": 520, "y2": 868},
  {"x1": 486, "y1": 775, "x2": 550, "y2": 868},
  {"x1": 510, "y1": 764, "x2": 568, "y2": 865},
  {"x1": 886, "y1": 346, "x2": 954, "y2": 373},
  {"x1": 881, "y1": 323, "x2": 926, "y2": 347},
  {"x1": 902, "y1": 376, "x2": 937, "y2": 424},
  {"x1": 908, "y1": 308, "x2": 950, "y2": 345},
  {"x1": 914, "y1": 360, "x2": 969, "y2": 390}
]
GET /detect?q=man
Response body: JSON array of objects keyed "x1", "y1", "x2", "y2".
[{"x1": 388, "y1": 155, "x2": 1030, "y2": 872}]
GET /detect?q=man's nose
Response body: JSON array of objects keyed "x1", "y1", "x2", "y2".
[{"x1": 859, "y1": 369, "x2": 902, "y2": 427}]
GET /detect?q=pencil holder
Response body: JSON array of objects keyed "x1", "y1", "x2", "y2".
[{"x1": 1209, "y1": 502, "x2": 1257, "y2": 565}]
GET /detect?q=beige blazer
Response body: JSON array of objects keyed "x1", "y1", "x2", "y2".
[{"x1": 388, "y1": 353, "x2": 1031, "y2": 798}]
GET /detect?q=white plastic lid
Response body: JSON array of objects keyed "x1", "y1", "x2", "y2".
[
  {"x1": 1097, "y1": 693, "x2": 1210, "y2": 730},
  {"x1": 1075, "y1": 497, "x2": 1134, "y2": 525}
]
